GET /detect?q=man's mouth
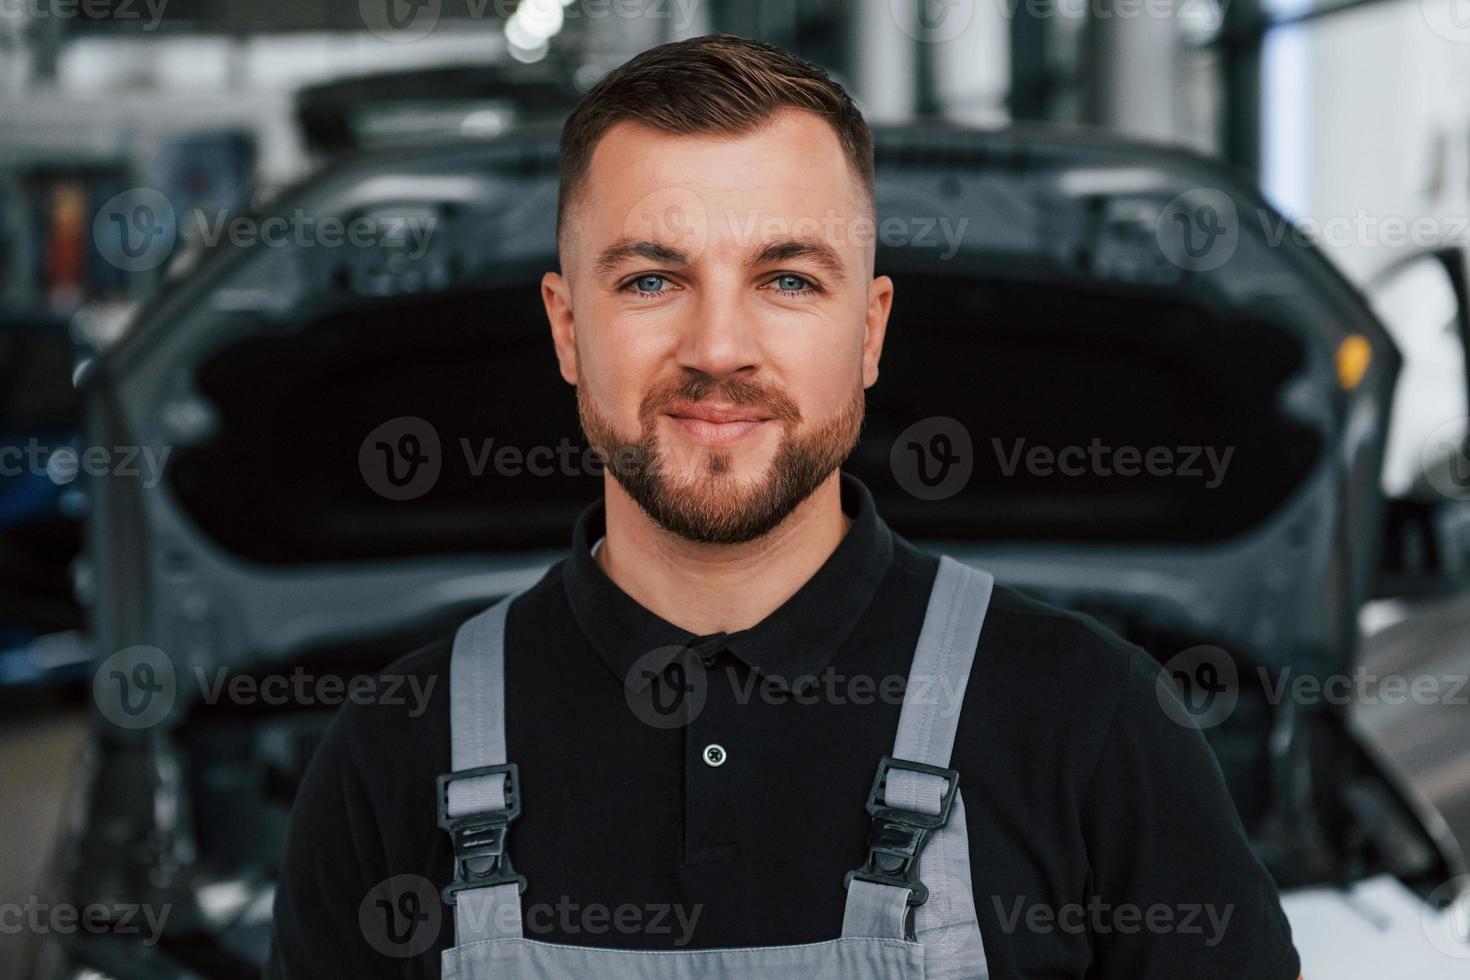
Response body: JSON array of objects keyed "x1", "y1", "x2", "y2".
[{"x1": 663, "y1": 401, "x2": 774, "y2": 447}]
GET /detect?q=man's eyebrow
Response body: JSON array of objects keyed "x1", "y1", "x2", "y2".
[
  {"x1": 591, "y1": 235, "x2": 850, "y2": 282},
  {"x1": 748, "y1": 237, "x2": 848, "y2": 282},
  {"x1": 593, "y1": 238, "x2": 692, "y2": 278}
]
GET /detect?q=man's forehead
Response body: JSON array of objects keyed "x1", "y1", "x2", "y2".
[{"x1": 574, "y1": 110, "x2": 868, "y2": 254}]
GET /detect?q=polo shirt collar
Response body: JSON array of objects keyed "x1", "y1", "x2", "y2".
[{"x1": 564, "y1": 472, "x2": 895, "y2": 693}]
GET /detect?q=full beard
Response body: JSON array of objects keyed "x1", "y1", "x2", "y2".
[{"x1": 578, "y1": 373, "x2": 865, "y2": 545}]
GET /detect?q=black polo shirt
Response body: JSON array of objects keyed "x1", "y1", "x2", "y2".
[{"x1": 268, "y1": 473, "x2": 1300, "y2": 979}]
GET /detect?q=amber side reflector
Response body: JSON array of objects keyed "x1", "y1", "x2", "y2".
[{"x1": 1337, "y1": 334, "x2": 1372, "y2": 390}]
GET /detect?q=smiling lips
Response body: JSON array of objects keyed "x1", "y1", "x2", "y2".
[{"x1": 663, "y1": 400, "x2": 774, "y2": 446}]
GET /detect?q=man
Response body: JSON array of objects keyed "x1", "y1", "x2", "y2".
[{"x1": 269, "y1": 34, "x2": 1301, "y2": 979}]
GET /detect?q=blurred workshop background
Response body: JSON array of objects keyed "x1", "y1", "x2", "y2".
[{"x1": 3, "y1": 0, "x2": 1470, "y2": 977}]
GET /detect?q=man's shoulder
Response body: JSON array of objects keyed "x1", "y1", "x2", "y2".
[
  {"x1": 326, "y1": 632, "x2": 454, "y2": 780},
  {"x1": 984, "y1": 579, "x2": 1137, "y2": 654},
  {"x1": 378, "y1": 629, "x2": 455, "y2": 679},
  {"x1": 975, "y1": 579, "x2": 1149, "y2": 720}
]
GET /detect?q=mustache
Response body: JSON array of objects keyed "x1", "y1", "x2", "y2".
[{"x1": 640, "y1": 374, "x2": 803, "y2": 426}]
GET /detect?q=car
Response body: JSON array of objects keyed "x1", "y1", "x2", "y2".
[
  {"x1": 0, "y1": 310, "x2": 90, "y2": 690},
  {"x1": 28, "y1": 121, "x2": 1470, "y2": 978},
  {"x1": 1352, "y1": 244, "x2": 1470, "y2": 918}
]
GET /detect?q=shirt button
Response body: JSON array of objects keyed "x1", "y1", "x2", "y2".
[{"x1": 702, "y1": 743, "x2": 727, "y2": 768}]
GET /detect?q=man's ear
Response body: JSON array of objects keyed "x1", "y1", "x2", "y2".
[
  {"x1": 862, "y1": 274, "x2": 894, "y2": 389},
  {"x1": 542, "y1": 270, "x2": 578, "y2": 385}
]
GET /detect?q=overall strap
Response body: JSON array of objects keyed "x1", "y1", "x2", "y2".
[
  {"x1": 440, "y1": 590, "x2": 527, "y2": 945},
  {"x1": 843, "y1": 555, "x2": 994, "y2": 979}
]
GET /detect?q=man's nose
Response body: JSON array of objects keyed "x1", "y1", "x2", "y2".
[{"x1": 674, "y1": 283, "x2": 762, "y2": 380}]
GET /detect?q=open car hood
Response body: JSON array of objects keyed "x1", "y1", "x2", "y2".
[{"x1": 88, "y1": 122, "x2": 1400, "y2": 690}]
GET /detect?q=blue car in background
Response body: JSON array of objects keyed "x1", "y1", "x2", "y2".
[{"x1": 0, "y1": 310, "x2": 89, "y2": 687}]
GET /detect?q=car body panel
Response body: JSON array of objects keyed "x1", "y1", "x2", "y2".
[{"x1": 1283, "y1": 874, "x2": 1470, "y2": 976}]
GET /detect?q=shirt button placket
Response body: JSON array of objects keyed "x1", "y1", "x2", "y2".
[{"x1": 683, "y1": 641, "x2": 740, "y2": 865}]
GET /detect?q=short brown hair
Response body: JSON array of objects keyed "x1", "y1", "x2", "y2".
[{"x1": 556, "y1": 34, "x2": 874, "y2": 247}]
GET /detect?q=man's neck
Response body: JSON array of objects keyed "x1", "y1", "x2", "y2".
[{"x1": 594, "y1": 472, "x2": 853, "y2": 635}]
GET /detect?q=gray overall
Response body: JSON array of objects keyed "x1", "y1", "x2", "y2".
[{"x1": 436, "y1": 555, "x2": 994, "y2": 979}]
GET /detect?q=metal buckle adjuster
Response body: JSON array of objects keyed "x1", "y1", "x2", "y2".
[
  {"x1": 843, "y1": 757, "x2": 960, "y2": 907},
  {"x1": 436, "y1": 763, "x2": 527, "y2": 905}
]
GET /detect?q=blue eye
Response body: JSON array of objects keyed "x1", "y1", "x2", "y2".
[
  {"x1": 627, "y1": 274, "x2": 668, "y2": 295},
  {"x1": 770, "y1": 274, "x2": 817, "y2": 296}
]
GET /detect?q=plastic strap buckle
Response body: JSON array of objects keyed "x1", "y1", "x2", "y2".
[
  {"x1": 843, "y1": 756, "x2": 960, "y2": 907},
  {"x1": 436, "y1": 763, "x2": 527, "y2": 905}
]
